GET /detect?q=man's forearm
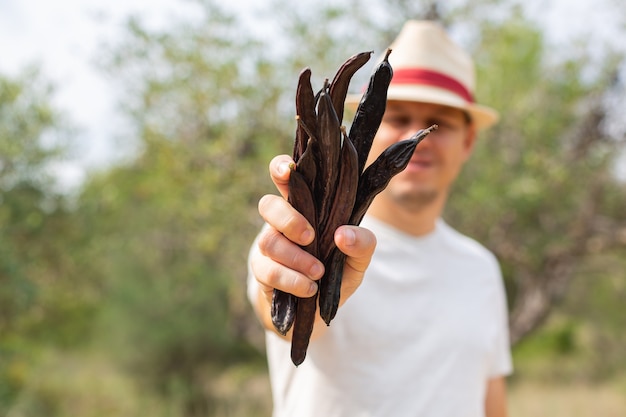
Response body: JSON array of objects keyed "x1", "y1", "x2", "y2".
[{"x1": 485, "y1": 377, "x2": 508, "y2": 417}]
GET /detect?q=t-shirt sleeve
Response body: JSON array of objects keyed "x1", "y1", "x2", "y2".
[
  {"x1": 488, "y1": 261, "x2": 514, "y2": 377},
  {"x1": 246, "y1": 223, "x2": 270, "y2": 307}
]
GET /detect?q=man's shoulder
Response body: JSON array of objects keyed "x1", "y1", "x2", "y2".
[{"x1": 438, "y1": 219, "x2": 498, "y2": 264}]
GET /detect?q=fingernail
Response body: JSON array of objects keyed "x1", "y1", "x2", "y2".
[
  {"x1": 308, "y1": 281, "x2": 318, "y2": 296},
  {"x1": 301, "y1": 228, "x2": 314, "y2": 244},
  {"x1": 309, "y1": 262, "x2": 323, "y2": 279},
  {"x1": 343, "y1": 228, "x2": 356, "y2": 246},
  {"x1": 278, "y1": 162, "x2": 290, "y2": 176}
]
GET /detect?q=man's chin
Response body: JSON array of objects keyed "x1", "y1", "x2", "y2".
[{"x1": 392, "y1": 188, "x2": 439, "y2": 212}]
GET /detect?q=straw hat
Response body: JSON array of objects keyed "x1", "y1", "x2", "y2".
[{"x1": 347, "y1": 20, "x2": 499, "y2": 130}]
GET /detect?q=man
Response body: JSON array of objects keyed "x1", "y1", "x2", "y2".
[{"x1": 248, "y1": 20, "x2": 513, "y2": 417}]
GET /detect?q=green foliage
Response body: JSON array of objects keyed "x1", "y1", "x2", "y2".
[
  {"x1": 0, "y1": 69, "x2": 97, "y2": 413},
  {"x1": 444, "y1": 7, "x2": 626, "y2": 345},
  {"x1": 562, "y1": 252, "x2": 626, "y2": 379},
  {"x1": 63, "y1": 0, "x2": 283, "y2": 410}
]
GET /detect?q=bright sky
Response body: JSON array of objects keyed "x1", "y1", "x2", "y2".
[
  {"x1": 0, "y1": 0, "x2": 202, "y2": 190},
  {"x1": 0, "y1": 0, "x2": 623, "y2": 190}
]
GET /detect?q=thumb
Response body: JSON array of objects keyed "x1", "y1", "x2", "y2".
[
  {"x1": 334, "y1": 225, "x2": 377, "y2": 299},
  {"x1": 268, "y1": 154, "x2": 294, "y2": 200}
]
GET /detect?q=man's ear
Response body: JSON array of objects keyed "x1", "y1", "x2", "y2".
[{"x1": 462, "y1": 124, "x2": 478, "y2": 161}]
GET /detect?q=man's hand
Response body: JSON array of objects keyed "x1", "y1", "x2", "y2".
[{"x1": 249, "y1": 155, "x2": 376, "y2": 339}]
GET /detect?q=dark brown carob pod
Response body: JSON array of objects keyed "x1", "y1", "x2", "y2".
[
  {"x1": 349, "y1": 48, "x2": 394, "y2": 175},
  {"x1": 314, "y1": 80, "x2": 342, "y2": 233},
  {"x1": 350, "y1": 126, "x2": 437, "y2": 225},
  {"x1": 271, "y1": 69, "x2": 319, "y2": 337},
  {"x1": 271, "y1": 290, "x2": 297, "y2": 336},
  {"x1": 293, "y1": 68, "x2": 317, "y2": 162},
  {"x1": 316, "y1": 130, "x2": 359, "y2": 325},
  {"x1": 295, "y1": 139, "x2": 318, "y2": 200},
  {"x1": 318, "y1": 128, "x2": 359, "y2": 263},
  {"x1": 271, "y1": 167, "x2": 319, "y2": 337},
  {"x1": 318, "y1": 247, "x2": 346, "y2": 325},
  {"x1": 290, "y1": 292, "x2": 318, "y2": 366},
  {"x1": 287, "y1": 168, "x2": 320, "y2": 366},
  {"x1": 329, "y1": 51, "x2": 373, "y2": 124}
]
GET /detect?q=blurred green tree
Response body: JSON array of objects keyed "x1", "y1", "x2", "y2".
[
  {"x1": 0, "y1": 68, "x2": 91, "y2": 413},
  {"x1": 71, "y1": 1, "x2": 288, "y2": 413},
  {"x1": 446, "y1": 8, "x2": 626, "y2": 346}
]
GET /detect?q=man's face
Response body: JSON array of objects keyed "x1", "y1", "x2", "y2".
[{"x1": 366, "y1": 100, "x2": 477, "y2": 212}]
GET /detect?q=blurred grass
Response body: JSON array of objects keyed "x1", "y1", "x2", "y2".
[
  {"x1": 5, "y1": 308, "x2": 623, "y2": 417},
  {"x1": 508, "y1": 379, "x2": 626, "y2": 417},
  {"x1": 203, "y1": 308, "x2": 626, "y2": 417},
  {"x1": 233, "y1": 371, "x2": 626, "y2": 417},
  {"x1": 211, "y1": 369, "x2": 626, "y2": 417},
  {"x1": 5, "y1": 350, "x2": 273, "y2": 417},
  {"x1": 6, "y1": 348, "x2": 625, "y2": 416}
]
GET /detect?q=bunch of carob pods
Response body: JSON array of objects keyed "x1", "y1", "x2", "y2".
[{"x1": 271, "y1": 49, "x2": 437, "y2": 366}]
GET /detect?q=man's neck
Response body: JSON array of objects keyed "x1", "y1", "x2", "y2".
[{"x1": 366, "y1": 193, "x2": 447, "y2": 237}]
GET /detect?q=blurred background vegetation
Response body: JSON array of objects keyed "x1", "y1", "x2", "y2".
[{"x1": 1, "y1": 0, "x2": 625, "y2": 415}]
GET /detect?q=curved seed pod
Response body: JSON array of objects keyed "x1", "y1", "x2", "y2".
[
  {"x1": 318, "y1": 127, "x2": 359, "y2": 264},
  {"x1": 348, "y1": 49, "x2": 394, "y2": 175},
  {"x1": 287, "y1": 167, "x2": 320, "y2": 366},
  {"x1": 350, "y1": 126, "x2": 437, "y2": 226},
  {"x1": 271, "y1": 168, "x2": 318, "y2": 336},
  {"x1": 291, "y1": 292, "x2": 318, "y2": 366},
  {"x1": 296, "y1": 138, "x2": 318, "y2": 197},
  {"x1": 271, "y1": 290, "x2": 297, "y2": 336},
  {"x1": 318, "y1": 247, "x2": 347, "y2": 325},
  {"x1": 293, "y1": 68, "x2": 317, "y2": 162},
  {"x1": 329, "y1": 51, "x2": 373, "y2": 124},
  {"x1": 315, "y1": 129, "x2": 359, "y2": 326},
  {"x1": 288, "y1": 167, "x2": 318, "y2": 255},
  {"x1": 315, "y1": 81, "x2": 342, "y2": 232}
]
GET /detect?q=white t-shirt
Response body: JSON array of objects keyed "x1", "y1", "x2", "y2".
[{"x1": 248, "y1": 216, "x2": 513, "y2": 417}]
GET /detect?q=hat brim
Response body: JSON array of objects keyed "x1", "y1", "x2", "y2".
[{"x1": 345, "y1": 84, "x2": 499, "y2": 130}]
